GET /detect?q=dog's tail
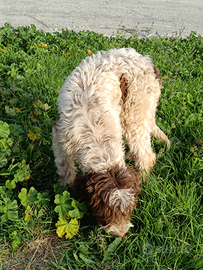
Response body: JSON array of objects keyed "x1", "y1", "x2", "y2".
[{"x1": 151, "y1": 125, "x2": 170, "y2": 150}]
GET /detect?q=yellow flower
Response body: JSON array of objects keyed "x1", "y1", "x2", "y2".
[
  {"x1": 41, "y1": 42, "x2": 48, "y2": 48},
  {"x1": 62, "y1": 51, "x2": 70, "y2": 55}
]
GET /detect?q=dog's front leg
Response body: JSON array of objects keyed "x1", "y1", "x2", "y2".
[{"x1": 52, "y1": 125, "x2": 77, "y2": 185}]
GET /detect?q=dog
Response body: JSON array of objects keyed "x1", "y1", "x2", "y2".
[{"x1": 52, "y1": 48, "x2": 170, "y2": 237}]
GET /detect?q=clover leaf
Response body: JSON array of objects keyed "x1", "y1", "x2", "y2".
[
  {"x1": 0, "y1": 197, "x2": 18, "y2": 222},
  {"x1": 54, "y1": 191, "x2": 73, "y2": 217},
  {"x1": 18, "y1": 187, "x2": 38, "y2": 206},
  {"x1": 69, "y1": 200, "x2": 87, "y2": 219},
  {"x1": 0, "y1": 121, "x2": 10, "y2": 138},
  {"x1": 55, "y1": 216, "x2": 79, "y2": 239},
  {"x1": 5, "y1": 180, "x2": 16, "y2": 190}
]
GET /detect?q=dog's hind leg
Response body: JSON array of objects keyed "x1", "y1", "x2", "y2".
[
  {"x1": 52, "y1": 125, "x2": 77, "y2": 186},
  {"x1": 124, "y1": 124, "x2": 156, "y2": 179},
  {"x1": 122, "y1": 90, "x2": 159, "y2": 179},
  {"x1": 151, "y1": 125, "x2": 170, "y2": 150}
]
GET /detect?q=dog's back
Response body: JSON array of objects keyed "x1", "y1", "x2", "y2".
[{"x1": 56, "y1": 48, "x2": 159, "y2": 172}]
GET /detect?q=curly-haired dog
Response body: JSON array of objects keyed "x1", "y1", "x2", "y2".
[{"x1": 52, "y1": 48, "x2": 170, "y2": 237}]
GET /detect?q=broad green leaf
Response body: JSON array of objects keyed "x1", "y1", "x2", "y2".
[
  {"x1": 102, "y1": 237, "x2": 122, "y2": 262},
  {"x1": 0, "y1": 186, "x2": 6, "y2": 194},
  {"x1": 79, "y1": 253, "x2": 95, "y2": 265},
  {"x1": 73, "y1": 252, "x2": 81, "y2": 264},
  {"x1": 184, "y1": 113, "x2": 199, "y2": 127},
  {"x1": 69, "y1": 207, "x2": 84, "y2": 219},
  {"x1": 53, "y1": 182, "x2": 66, "y2": 194},
  {"x1": 33, "y1": 100, "x2": 44, "y2": 115},
  {"x1": 71, "y1": 199, "x2": 87, "y2": 216},
  {"x1": 18, "y1": 187, "x2": 38, "y2": 206},
  {"x1": 0, "y1": 186, "x2": 11, "y2": 199},
  {"x1": 10, "y1": 231, "x2": 22, "y2": 250},
  {"x1": 9, "y1": 124, "x2": 24, "y2": 138},
  {"x1": 71, "y1": 199, "x2": 80, "y2": 209},
  {"x1": 0, "y1": 137, "x2": 13, "y2": 148},
  {"x1": 28, "y1": 127, "x2": 41, "y2": 141},
  {"x1": 24, "y1": 205, "x2": 32, "y2": 221},
  {"x1": 170, "y1": 136, "x2": 181, "y2": 147},
  {"x1": 0, "y1": 198, "x2": 18, "y2": 212},
  {"x1": 6, "y1": 138, "x2": 13, "y2": 147},
  {"x1": 5, "y1": 106, "x2": 16, "y2": 116},
  {"x1": 54, "y1": 191, "x2": 73, "y2": 217},
  {"x1": 8, "y1": 98, "x2": 18, "y2": 106},
  {"x1": 33, "y1": 100, "x2": 51, "y2": 115},
  {"x1": 1, "y1": 210, "x2": 18, "y2": 222},
  {"x1": 0, "y1": 198, "x2": 18, "y2": 222},
  {"x1": 14, "y1": 169, "x2": 27, "y2": 182},
  {"x1": 0, "y1": 153, "x2": 8, "y2": 168},
  {"x1": 0, "y1": 121, "x2": 10, "y2": 138},
  {"x1": 56, "y1": 217, "x2": 79, "y2": 239},
  {"x1": 13, "y1": 160, "x2": 31, "y2": 182},
  {"x1": 43, "y1": 103, "x2": 51, "y2": 111},
  {"x1": 27, "y1": 130, "x2": 37, "y2": 141},
  {"x1": 54, "y1": 191, "x2": 71, "y2": 204},
  {"x1": 5, "y1": 180, "x2": 16, "y2": 190},
  {"x1": 35, "y1": 192, "x2": 50, "y2": 205},
  {"x1": 0, "y1": 138, "x2": 13, "y2": 167},
  {"x1": 186, "y1": 93, "x2": 194, "y2": 107}
]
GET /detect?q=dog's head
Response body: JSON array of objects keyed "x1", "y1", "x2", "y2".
[{"x1": 71, "y1": 165, "x2": 141, "y2": 237}]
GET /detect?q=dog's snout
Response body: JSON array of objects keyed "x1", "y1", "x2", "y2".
[{"x1": 117, "y1": 231, "x2": 126, "y2": 238}]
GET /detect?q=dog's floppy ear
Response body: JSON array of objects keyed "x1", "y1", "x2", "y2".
[
  {"x1": 108, "y1": 166, "x2": 141, "y2": 212},
  {"x1": 108, "y1": 188, "x2": 135, "y2": 213},
  {"x1": 84, "y1": 166, "x2": 141, "y2": 225}
]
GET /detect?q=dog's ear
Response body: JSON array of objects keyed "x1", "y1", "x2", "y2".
[
  {"x1": 86, "y1": 166, "x2": 141, "y2": 214},
  {"x1": 108, "y1": 166, "x2": 141, "y2": 213},
  {"x1": 108, "y1": 188, "x2": 135, "y2": 213},
  {"x1": 70, "y1": 174, "x2": 88, "y2": 202}
]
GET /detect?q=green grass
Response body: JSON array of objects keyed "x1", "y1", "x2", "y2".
[{"x1": 0, "y1": 23, "x2": 202, "y2": 269}]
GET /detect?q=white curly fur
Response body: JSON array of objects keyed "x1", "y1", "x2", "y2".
[
  {"x1": 52, "y1": 48, "x2": 170, "y2": 237},
  {"x1": 53, "y1": 48, "x2": 170, "y2": 183}
]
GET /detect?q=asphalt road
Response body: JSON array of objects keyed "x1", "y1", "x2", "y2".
[{"x1": 0, "y1": 0, "x2": 203, "y2": 38}]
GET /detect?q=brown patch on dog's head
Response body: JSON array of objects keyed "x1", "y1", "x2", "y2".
[
  {"x1": 71, "y1": 165, "x2": 141, "y2": 236},
  {"x1": 120, "y1": 74, "x2": 129, "y2": 103},
  {"x1": 154, "y1": 67, "x2": 162, "y2": 85}
]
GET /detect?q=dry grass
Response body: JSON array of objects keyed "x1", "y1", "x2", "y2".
[{"x1": 1, "y1": 233, "x2": 69, "y2": 270}]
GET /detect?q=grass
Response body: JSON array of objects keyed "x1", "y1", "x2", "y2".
[{"x1": 0, "y1": 23, "x2": 202, "y2": 269}]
